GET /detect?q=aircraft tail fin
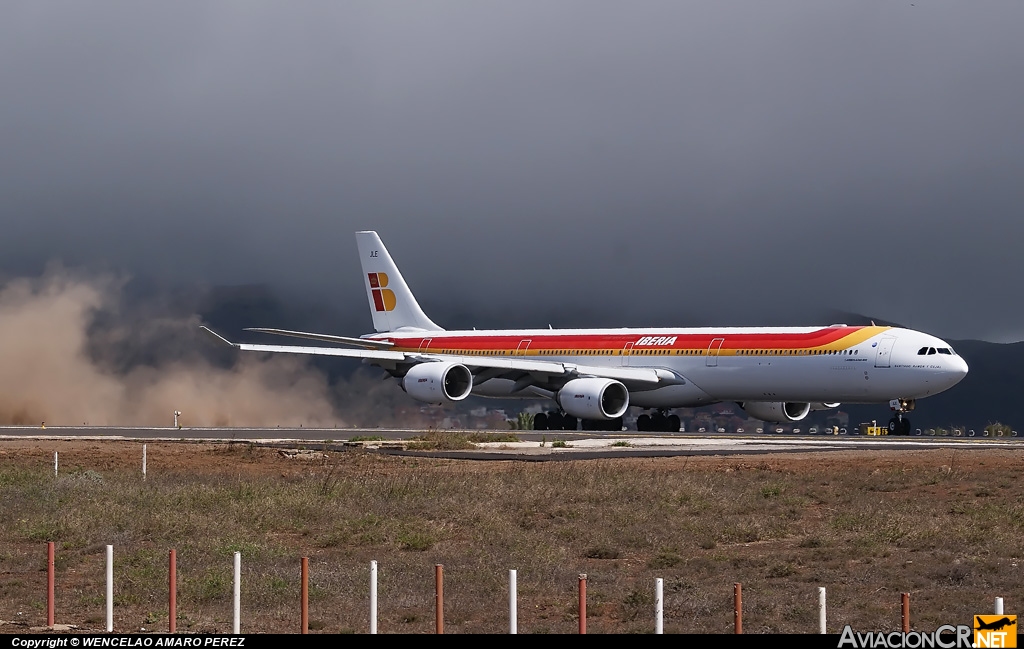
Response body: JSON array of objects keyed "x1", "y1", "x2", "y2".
[{"x1": 355, "y1": 231, "x2": 443, "y2": 333}]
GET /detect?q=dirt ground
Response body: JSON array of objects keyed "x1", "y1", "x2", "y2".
[{"x1": 1, "y1": 438, "x2": 1022, "y2": 634}]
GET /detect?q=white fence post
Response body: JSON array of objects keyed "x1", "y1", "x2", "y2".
[
  {"x1": 370, "y1": 560, "x2": 378, "y2": 634},
  {"x1": 510, "y1": 569, "x2": 518, "y2": 634},
  {"x1": 995, "y1": 597, "x2": 1003, "y2": 615},
  {"x1": 233, "y1": 552, "x2": 240, "y2": 634},
  {"x1": 142, "y1": 444, "x2": 147, "y2": 480},
  {"x1": 655, "y1": 577, "x2": 663, "y2": 634},
  {"x1": 106, "y1": 545, "x2": 113, "y2": 632},
  {"x1": 819, "y1": 587, "x2": 827, "y2": 633},
  {"x1": 54, "y1": 451, "x2": 58, "y2": 478}
]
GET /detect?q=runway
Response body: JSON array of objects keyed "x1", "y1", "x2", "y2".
[{"x1": 1, "y1": 425, "x2": 1019, "y2": 461}]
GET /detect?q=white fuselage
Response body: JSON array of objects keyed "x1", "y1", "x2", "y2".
[{"x1": 375, "y1": 325, "x2": 968, "y2": 408}]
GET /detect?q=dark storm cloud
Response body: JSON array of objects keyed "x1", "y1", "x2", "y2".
[{"x1": 2, "y1": 2, "x2": 1023, "y2": 341}]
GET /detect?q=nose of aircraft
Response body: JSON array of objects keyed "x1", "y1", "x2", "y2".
[
  {"x1": 936, "y1": 341, "x2": 969, "y2": 390},
  {"x1": 952, "y1": 355, "x2": 969, "y2": 381}
]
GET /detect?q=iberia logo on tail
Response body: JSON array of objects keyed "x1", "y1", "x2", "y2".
[{"x1": 368, "y1": 273, "x2": 396, "y2": 312}]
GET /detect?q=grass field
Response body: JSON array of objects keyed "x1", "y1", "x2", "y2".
[{"x1": 0, "y1": 439, "x2": 1021, "y2": 634}]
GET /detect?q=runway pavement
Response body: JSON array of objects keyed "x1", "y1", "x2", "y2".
[{"x1": 1, "y1": 425, "x2": 1019, "y2": 461}]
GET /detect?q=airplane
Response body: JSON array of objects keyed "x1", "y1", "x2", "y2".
[
  {"x1": 202, "y1": 231, "x2": 968, "y2": 434},
  {"x1": 975, "y1": 616, "x2": 1014, "y2": 632}
]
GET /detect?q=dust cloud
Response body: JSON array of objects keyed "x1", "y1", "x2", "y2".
[{"x1": 0, "y1": 268, "x2": 344, "y2": 427}]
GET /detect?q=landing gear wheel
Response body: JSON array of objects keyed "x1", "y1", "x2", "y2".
[
  {"x1": 667, "y1": 415, "x2": 681, "y2": 433},
  {"x1": 582, "y1": 418, "x2": 609, "y2": 432},
  {"x1": 887, "y1": 418, "x2": 899, "y2": 435},
  {"x1": 651, "y1": 413, "x2": 666, "y2": 431},
  {"x1": 563, "y1": 416, "x2": 579, "y2": 431},
  {"x1": 901, "y1": 418, "x2": 911, "y2": 436},
  {"x1": 637, "y1": 414, "x2": 651, "y2": 432},
  {"x1": 534, "y1": 413, "x2": 548, "y2": 431}
]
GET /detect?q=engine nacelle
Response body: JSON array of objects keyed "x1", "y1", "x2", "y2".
[
  {"x1": 555, "y1": 378, "x2": 629, "y2": 420},
  {"x1": 740, "y1": 401, "x2": 811, "y2": 423},
  {"x1": 810, "y1": 402, "x2": 841, "y2": 411},
  {"x1": 402, "y1": 362, "x2": 473, "y2": 404}
]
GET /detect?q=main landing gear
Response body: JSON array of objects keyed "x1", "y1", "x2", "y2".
[
  {"x1": 886, "y1": 398, "x2": 916, "y2": 436},
  {"x1": 533, "y1": 413, "x2": 625, "y2": 431},
  {"x1": 533, "y1": 412, "x2": 577, "y2": 431},
  {"x1": 637, "y1": 410, "x2": 681, "y2": 433}
]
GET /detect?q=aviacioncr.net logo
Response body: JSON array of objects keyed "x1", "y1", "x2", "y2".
[
  {"x1": 838, "y1": 625, "x2": 974, "y2": 648},
  {"x1": 974, "y1": 615, "x2": 1017, "y2": 648},
  {"x1": 368, "y1": 273, "x2": 396, "y2": 312}
]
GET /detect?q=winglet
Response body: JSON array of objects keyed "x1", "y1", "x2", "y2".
[{"x1": 200, "y1": 325, "x2": 238, "y2": 348}]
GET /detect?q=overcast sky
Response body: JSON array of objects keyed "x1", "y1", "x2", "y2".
[{"x1": 2, "y1": 2, "x2": 1022, "y2": 342}]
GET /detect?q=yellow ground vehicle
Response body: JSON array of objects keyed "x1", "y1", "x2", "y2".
[{"x1": 859, "y1": 421, "x2": 888, "y2": 436}]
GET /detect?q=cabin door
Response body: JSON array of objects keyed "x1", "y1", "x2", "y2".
[
  {"x1": 621, "y1": 342, "x2": 634, "y2": 366},
  {"x1": 706, "y1": 338, "x2": 725, "y2": 367},
  {"x1": 874, "y1": 337, "x2": 896, "y2": 368}
]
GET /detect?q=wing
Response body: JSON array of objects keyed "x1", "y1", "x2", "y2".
[
  {"x1": 201, "y1": 326, "x2": 683, "y2": 391},
  {"x1": 243, "y1": 327, "x2": 395, "y2": 350}
]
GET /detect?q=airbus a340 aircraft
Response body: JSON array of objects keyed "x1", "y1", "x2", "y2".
[{"x1": 203, "y1": 231, "x2": 968, "y2": 434}]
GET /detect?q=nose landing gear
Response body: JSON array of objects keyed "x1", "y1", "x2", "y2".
[{"x1": 887, "y1": 399, "x2": 916, "y2": 436}]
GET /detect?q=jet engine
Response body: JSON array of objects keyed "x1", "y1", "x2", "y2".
[
  {"x1": 555, "y1": 378, "x2": 629, "y2": 420},
  {"x1": 402, "y1": 362, "x2": 473, "y2": 404},
  {"x1": 810, "y1": 402, "x2": 841, "y2": 411},
  {"x1": 740, "y1": 401, "x2": 811, "y2": 423}
]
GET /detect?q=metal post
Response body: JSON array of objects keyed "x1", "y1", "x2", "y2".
[
  {"x1": 509, "y1": 569, "x2": 518, "y2": 634},
  {"x1": 233, "y1": 552, "x2": 240, "y2": 634},
  {"x1": 818, "y1": 587, "x2": 827, "y2": 634},
  {"x1": 47, "y1": 542, "x2": 55, "y2": 628},
  {"x1": 106, "y1": 545, "x2": 113, "y2": 632},
  {"x1": 995, "y1": 597, "x2": 1004, "y2": 615},
  {"x1": 301, "y1": 557, "x2": 309, "y2": 634},
  {"x1": 169, "y1": 549, "x2": 176, "y2": 633},
  {"x1": 734, "y1": 582, "x2": 743, "y2": 634},
  {"x1": 54, "y1": 452, "x2": 58, "y2": 478},
  {"x1": 370, "y1": 561, "x2": 377, "y2": 635},
  {"x1": 435, "y1": 564, "x2": 444, "y2": 634},
  {"x1": 901, "y1": 592, "x2": 910, "y2": 632},
  {"x1": 578, "y1": 573, "x2": 587, "y2": 634},
  {"x1": 142, "y1": 444, "x2": 147, "y2": 480},
  {"x1": 655, "y1": 577, "x2": 663, "y2": 634}
]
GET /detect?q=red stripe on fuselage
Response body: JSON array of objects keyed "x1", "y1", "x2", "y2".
[{"x1": 382, "y1": 327, "x2": 873, "y2": 352}]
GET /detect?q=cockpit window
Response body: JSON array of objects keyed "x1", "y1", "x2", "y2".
[
  {"x1": 937, "y1": 348, "x2": 952, "y2": 354},
  {"x1": 927, "y1": 347, "x2": 936, "y2": 355},
  {"x1": 918, "y1": 347, "x2": 928, "y2": 355}
]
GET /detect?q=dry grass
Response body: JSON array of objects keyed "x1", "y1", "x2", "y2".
[
  {"x1": 0, "y1": 441, "x2": 1022, "y2": 633},
  {"x1": 406, "y1": 431, "x2": 520, "y2": 450}
]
